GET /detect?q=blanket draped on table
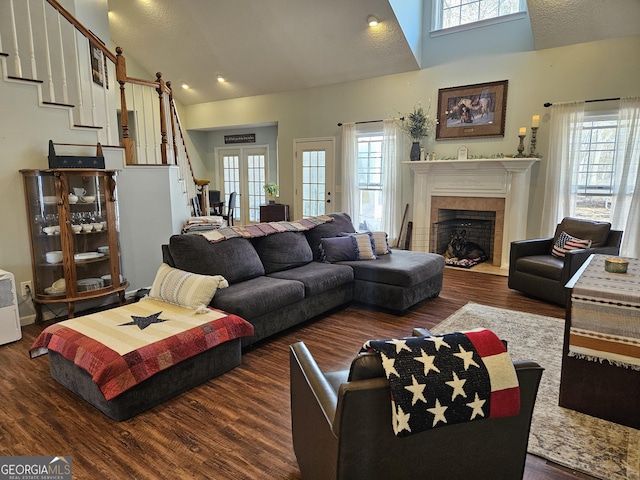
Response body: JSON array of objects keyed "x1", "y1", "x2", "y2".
[
  {"x1": 30, "y1": 299, "x2": 254, "y2": 400},
  {"x1": 569, "y1": 254, "x2": 640, "y2": 370},
  {"x1": 362, "y1": 328, "x2": 520, "y2": 437},
  {"x1": 194, "y1": 215, "x2": 333, "y2": 243}
]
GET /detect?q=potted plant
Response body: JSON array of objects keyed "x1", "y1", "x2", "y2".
[
  {"x1": 263, "y1": 183, "x2": 279, "y2": 204},
  {"x1": 399, "y1": 102, "x2": 436, "y2": 161}
]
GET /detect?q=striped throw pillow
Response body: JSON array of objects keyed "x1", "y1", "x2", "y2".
[
  {"x1": 371, "y1": 231, "x2": 391, "y2": 255},
  {"x1": 149, "y1": 263, "x2": 228, "y2": 310},
  {"x1": 342, "y1": 232, "x2": 377, "y2": 260},
  {"x1": 551, "y1": 231, "x2": 592, "y2": 258}
]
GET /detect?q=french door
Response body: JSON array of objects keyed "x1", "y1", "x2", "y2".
[
  {"x1": 217, "y1": 146, "x2": 268, "y2": 224},
  {"x1": 294, "y1": 138, "x2": 335, "y2": 218}
]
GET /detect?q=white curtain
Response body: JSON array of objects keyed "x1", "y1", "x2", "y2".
[
  {"x1": 541, "y1": 101, "x2": 585, "y2": 236},
  {"x1": 341, "y1": 120, "x2": 401, "y2": 240},
  {"x1": 341, "y1": 122, "x2": 358, "y2": 221},
  {"x1": 381, "y1": 119, "x2": 401, "y2": 240},
  {"x1": 611, "y1": 97, "x2": 640, "y2": 257}
]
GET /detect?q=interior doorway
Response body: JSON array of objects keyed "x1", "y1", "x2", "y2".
[{"x1": 216, "y1": 145, "x2": 269, "y2": 224}]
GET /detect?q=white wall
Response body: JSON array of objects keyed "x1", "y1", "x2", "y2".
[{"x1": 184, "y1": 35, "x2": 640, "y2": 232}]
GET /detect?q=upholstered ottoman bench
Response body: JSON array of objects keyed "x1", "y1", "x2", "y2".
[{"x1": 30, "y1": 299, "x2": 254, "y2": 421}]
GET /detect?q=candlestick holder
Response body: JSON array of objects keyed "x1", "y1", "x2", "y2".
[
  {"x1": 515, "y1": 134, "x2": 526, "y2": 157},
  {"x1": 528, "y1": 126, "x2": 539, "y2": 157}
]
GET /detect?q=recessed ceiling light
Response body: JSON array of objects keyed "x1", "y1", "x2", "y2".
[
  {"x1": 181, "y1": 82, "x2": 190, "y2": 90},
  {"x1": 367, "y1": 15, "x2": 379, "y2": 27},
  {"x1": 217, "y1": 74, "x2": 225, "y2": 83}
]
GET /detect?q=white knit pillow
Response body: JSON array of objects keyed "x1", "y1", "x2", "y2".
[{"x1": 148, "y1": 263, "x2": 228, "y2": 311}]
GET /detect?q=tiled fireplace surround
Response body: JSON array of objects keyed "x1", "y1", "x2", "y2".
[{"x1": 405, "y1": 158, "x2": 538, "y2": 269}]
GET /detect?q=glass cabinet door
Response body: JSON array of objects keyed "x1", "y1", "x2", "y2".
[
  {"x1": 66, "y1": 172, "x2": 118, "y2": 295},
  {"x1": 22, "y1": 171, "x2": 64, "y2": 297}
]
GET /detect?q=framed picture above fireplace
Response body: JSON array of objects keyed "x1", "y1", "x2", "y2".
[{"x1": 436, "y1": 80, "x2": 508, "y2": 140}]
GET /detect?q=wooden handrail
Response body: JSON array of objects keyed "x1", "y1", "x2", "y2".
[{"x1": 45, "y1": 0, "x2": 116, "y2": 64}]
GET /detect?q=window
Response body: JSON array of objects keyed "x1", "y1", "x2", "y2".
[
  {"x1": 434, "y1": 0, "x2": 525, "y2": 30},
  {"x1": 575, "y1": 115, "x2": 618, "y2": 222},
  {"x1": 356, "y1": 133, "x2": 384, "y2": 231}
]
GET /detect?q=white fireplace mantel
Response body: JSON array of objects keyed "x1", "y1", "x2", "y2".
[{"x1": 404, "y1": 158, "x2": 539, "y2": 268}]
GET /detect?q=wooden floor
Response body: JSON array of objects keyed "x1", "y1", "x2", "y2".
[{"x1": 0, "y1": 268, "x2": 596, "y2": 479}]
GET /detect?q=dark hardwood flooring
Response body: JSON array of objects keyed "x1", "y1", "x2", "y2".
[{"x1": 0, "y1": 268, "x2": 596, "y2": 479}]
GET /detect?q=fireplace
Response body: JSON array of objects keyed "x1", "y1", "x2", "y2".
[
  {"x1": 405, "y1": 158, "x2": 538, "y2": 268},
  {"x1": 432, "y1": 208, "x2": 497, "y2": 264}
]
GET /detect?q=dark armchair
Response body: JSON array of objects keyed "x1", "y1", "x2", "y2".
[
  {"x1": 290, "y1": 334, "x2": 543, "y2": 480},
  {"x1": 508, "y1": 217, "x2": 623, "y2": 306}
]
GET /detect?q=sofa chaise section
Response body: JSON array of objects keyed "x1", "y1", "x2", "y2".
[{"x1": 339, "y1": 249, "x2": 445, "y2": 312}]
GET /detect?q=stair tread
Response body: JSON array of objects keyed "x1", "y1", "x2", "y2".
[
  {"x1": 7, "y1": 75, "x2": 43, "y2": 84},
  {"x1": 42, "y1": 101, "x2": 75, "y2": 108}
]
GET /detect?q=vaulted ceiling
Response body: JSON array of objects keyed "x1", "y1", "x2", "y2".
[{"x1": 107, "y1": 0, "x2": 640, "y2": 106}]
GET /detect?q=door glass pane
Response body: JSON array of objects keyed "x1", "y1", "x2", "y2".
[
  {"x1": 247, "y1": 153, "x2": 265, "y2": 222},
  {"x1": 302, "y1": 149, "x2": 326, "y2": 217},
  {"x1": 222, "y1": 154, "x2": 240, "y2": 223}
]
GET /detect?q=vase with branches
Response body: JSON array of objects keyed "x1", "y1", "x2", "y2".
[{"x1": 399, "y1": 101, "x2": 436, "y2": 161}]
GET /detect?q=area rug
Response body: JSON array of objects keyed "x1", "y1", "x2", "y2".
[{"x1": 431, "y1": 303, "x2": 640, "y2": 480}]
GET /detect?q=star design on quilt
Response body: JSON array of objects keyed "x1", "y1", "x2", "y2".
[
  {"x1": 380, "y1": 352, "x2": 399, "y2": 378},
  {"x1": 425, "y1": 335, "x2": 451, "y2": 351},
  {"x1": 467, "y1": 392, "x2": 487, "y2": 420},
  {"x1": 427, "y1": 399, "x2": 448, "y2": 427},
  {"x1": 404, "y1": 375, "x2": 427, "y2": 406},
  {"x1": 387, "y1": 338, "x2": 412, "y2": 354},
  {"x1": 453, "y1": 345, "x2": 480, "y2": 370},
  {"x1": 445, "y1": 371, "x2": 467, "y2": 400},
  {"x1": 394, "y1": 403, "x2": 412, "y2": 435},
  {"x1": 120, "y1": 311, "x2": 168, "y2": 330},
  {"x1": 414, "y1": 349, "x2": 440, "y2": 376}
]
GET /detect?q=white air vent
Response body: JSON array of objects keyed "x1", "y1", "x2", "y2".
[{"x1": 0, "y1": 270, "x2": 22, "y2": 345}]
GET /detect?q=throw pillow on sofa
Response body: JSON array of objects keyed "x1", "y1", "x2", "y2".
[
  {"x1": 371, "y1": 231, "x2": 391, "y2": 255},
  {"x1": 305, "y1": 212, "x2": 356, "y2": 260},
  {"x1": 340, "y1": 232, "x2": 378, "y2": 260},
  {"x1": 148, "y1": 263, "x2": 228, "y2": 311},
  {"x1": 551, "y1": 231, "x2": 592, "y2": 258},
  {"x1": 320, "y1": 236, "x2": 357, "y2": 262}
]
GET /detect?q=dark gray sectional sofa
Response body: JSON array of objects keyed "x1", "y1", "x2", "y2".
[{"x1": 163, "y1": 213, "x2": 445, "y2": 347}]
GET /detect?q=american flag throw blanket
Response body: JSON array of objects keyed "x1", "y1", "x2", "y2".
[
  {"x1": 30, "y1": 299, "x2": 254, "y2": 400},
  {"x1": 362, "y1": 328, "x2": 520, "y2": 437}
]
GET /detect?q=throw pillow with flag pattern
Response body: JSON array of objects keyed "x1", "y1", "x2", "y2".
[{"x1": 551, "y1": 231, "x2": 592, "y2": 258}]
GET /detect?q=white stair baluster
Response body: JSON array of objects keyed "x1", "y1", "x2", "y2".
[
  {"x1": 26, "y1": 0, "x2": 37, "y2": 80},
  {"x1": 56, "y1": 14, "x2": 68, "y2": 105},
  {"x1": 72, "y1": 30, "x2": 85, "y2": 126},
  {"x1": 41, "y1": 0, "x2": 55, "y2": 102},
  {"x1": 9, "y1": 0, "x2": 23, "y2": 78}
]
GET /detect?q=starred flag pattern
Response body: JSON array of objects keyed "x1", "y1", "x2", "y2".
[{"x1": 362, "y1": 328, "x2": 520, "y2": 437}]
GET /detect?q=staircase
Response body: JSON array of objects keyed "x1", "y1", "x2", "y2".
[{"x1": 0, "y1": 0, "x2": 210, "y2": 316}]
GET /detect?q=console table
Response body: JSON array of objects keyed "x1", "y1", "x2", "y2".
[
  {"x1": 560, "y1": 254, "x2": 640, "y2": 428},
  {"x1": 260, "y1": 204, "x2": 289, "y2": 222}
]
